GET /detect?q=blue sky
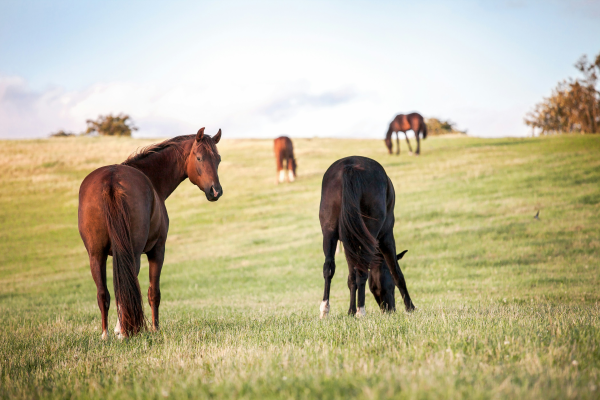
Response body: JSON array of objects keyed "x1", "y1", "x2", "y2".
[{"x1": 1, "y1": 0, "x2": 599, "y2": 139}]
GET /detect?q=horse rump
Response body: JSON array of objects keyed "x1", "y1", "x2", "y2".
[{"x1": 339, "y1": 163, "x2": 380, "y2": 273}]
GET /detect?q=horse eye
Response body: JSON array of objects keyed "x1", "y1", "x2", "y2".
[{"x1": 196, "y1": 156, "x2": 202, "y2": 162}]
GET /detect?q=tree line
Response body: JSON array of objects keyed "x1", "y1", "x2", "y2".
[{"x1": 525, "y1": 52, "x2": 600, "y2": 135}]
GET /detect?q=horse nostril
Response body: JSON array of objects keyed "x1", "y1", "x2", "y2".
[{"x1": 212, "y1": 186, "x2": 218, "y2": 197}]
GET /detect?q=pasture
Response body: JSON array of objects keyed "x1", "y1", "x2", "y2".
[{"x1": 1, "y1": 135, "x2": 599, "y2": 399}]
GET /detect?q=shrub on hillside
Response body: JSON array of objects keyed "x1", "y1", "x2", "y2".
[
  {"x1": 425, "y1": 118, "x2": 466, "y2": 136},
  {"x1": 85, "y1": 114, "x2": 138, "y2": 137}
]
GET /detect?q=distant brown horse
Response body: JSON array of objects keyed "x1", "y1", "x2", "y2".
[
  {"x1": 318, "y1": 156, "x2": 415, "y2": 318},
  {"x1": 78, "y1": 128, "x2": 223, "y2": 339},
  {"x1": 274, "y1": 136, "x2": 297, "y2": 183},
  {"x1": 385, "y1": 113, "x2": 427, "y2": 155}
]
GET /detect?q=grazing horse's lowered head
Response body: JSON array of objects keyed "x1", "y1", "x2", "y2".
[{"x1": 187, "y1": 128, "x2": 223, "y2": 202}]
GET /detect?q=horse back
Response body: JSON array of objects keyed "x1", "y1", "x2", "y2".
[
  {"x1": 392, "y1": 113, "x2": 424, "y2": 132},
  {"x1": 78, "y1": 165, "x2": 164, "y2": 256}
]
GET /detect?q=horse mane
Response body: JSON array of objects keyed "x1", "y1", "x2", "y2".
[{"x1": 122, "y1": 135, "x2": 193, "y2": 166}]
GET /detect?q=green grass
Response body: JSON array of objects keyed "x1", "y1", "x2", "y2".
[{"x1": 1, "y1": 134, "x2": 599, "y2": 399}]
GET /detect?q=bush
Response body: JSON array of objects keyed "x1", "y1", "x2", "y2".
[
  {"x1": 85, "y1": 113, "x2": 138, "y2": 137},
  {"x1": 425, "y1": 118, "x2": 466, "y2": 136}
]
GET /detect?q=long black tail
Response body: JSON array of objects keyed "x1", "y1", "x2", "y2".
[
  {"x1": 339, "y1": 164, "x2": 380, "y2": 273},
  {"x1": 422, "y1": 121, "x2": 428, "y2": 139},
  {"x1": 102, "y1": 178, "x2": 145, "y2": 337}
]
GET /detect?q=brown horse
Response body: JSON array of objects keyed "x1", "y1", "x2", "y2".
[
  {"x1": 274, "y1": 136, "x2": 296, "y2": 183},
  {"x1": 385, "y1": 112, "x2": 427, "y2": 155},
  {"x1": 78, "y1": 128, "x2": 223, "y2": 339},
  {"x1": 318, "y1": 156, "x2": 415, "y2": 318}
]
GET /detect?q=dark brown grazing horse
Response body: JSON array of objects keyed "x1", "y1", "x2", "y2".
[
  {"x1": 368, "y1": 250, "x2": 408, "y2": 312},
  {"x1": 318, "y1": 156, "x2": 415, "y2": 318},
  {"x1": 78, "y1": 128, "x2": 223, "y2": 339},
  {"x1": 385, "y1": 112, "x2": 427, "y2": 155},
  {"x1": 273, "y1": 136, "x2": 297, "y2": 184}
]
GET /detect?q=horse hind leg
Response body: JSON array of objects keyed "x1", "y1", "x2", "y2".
[
  {"x1": 89, "y1": 252, "x2": 110, "y2": 339},
  {"x1": 287, "y1": 158, "x2": 295, "y2": 182},
  {"x1": 396, "y1": 132, "x2": 400, "y2": 155},
  {"x1": 320, "y1": 229, "x2": 339, "y2": 318},
  {"x1": 276, "y1": 153, "x2": 285, "y2": 184}
]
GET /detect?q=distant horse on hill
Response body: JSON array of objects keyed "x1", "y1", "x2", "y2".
[
  {"x1": 274, "y1": 136, "x2": 297, "y2": 183},
  {"x1": 78, "y1": 128, "x2": 223, "y2": 339},
  {"x1": 385, "y1": 112, "x2": 427, "y2": 155},
  {"x1": 318, "y1": 156, "x2": 415, "y2": 318}
]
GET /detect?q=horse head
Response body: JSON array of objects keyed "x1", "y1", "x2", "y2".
[
  {"x1": 384, "y1": 137, "x2": 393, "y2": 154},
  {"x1": 187, "y1": 127, "x2": 223, "y2": 202}
]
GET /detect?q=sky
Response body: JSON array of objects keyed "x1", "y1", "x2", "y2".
[{"x1": 0, "y1": 0, "x2": 599, "y2": 139}]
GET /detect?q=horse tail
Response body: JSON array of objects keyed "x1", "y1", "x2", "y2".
[
  {"x1": 339, "y1": 164, "x2": 380, "y2": 273},
  {"x1": 102, "y1": 176, "x2": 145, "y2": 337},
  {"x1": 422, "y1": 121, "x2": 428, "y2": 139}
]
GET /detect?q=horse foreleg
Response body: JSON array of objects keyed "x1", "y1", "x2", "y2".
[
  {"x1": 320, "y1": 229, "x2": 338, "y2": 318},
  {"x1": 404, "y1": 132, "x2": 414, "y2": 154},
  {"x1": 395, "y1": 132, "x2": 400, "y2": 155},
  {"x1": 89, "y1": 252, "x2": 110, "y2": 339},
  {"x1": 355, "y1": 269, "x2": 368, "y2": 318},
  {"x1": 416, "y1": 132, "x2": 421, "y2": 155},
  {"x1": 347, "y1": 266, "x2": 358, "y2": 315},
  {"x1": 147, "y1": 243, "x2": 165, "y2": 331},
  {"x1": 379, "y1": 232, "x2": 415, "y2": 312}
]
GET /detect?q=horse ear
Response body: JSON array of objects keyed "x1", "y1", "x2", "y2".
[
  {"x1": 213, "y1": 129, "x2": 222, "y2": 144},
  {"x1": 397, "y1": 250, "x2": 408, "y2": 260},
  {"x1": 196, "y1": 127, "x2": 205, "y2": 142}
]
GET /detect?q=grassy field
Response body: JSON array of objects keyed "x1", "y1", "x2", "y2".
[{"x1": 0, "y1": 134, "x2": 599, "y2": 399}]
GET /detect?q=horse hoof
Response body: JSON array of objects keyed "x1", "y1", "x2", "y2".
[
  {"x1": 101, "y1": 331, "x2": 109, "y2": 340},
  {"x1": 319, "y1": 300, "x2": 330, "y2": 319},
  {"x1": 355, "y1": 307, "x2": 366, "y2": 318}
]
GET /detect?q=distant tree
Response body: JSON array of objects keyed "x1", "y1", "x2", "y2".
[
  {"x1": 425, "y1": 118, "x2": 466, "y2": 136},
  {"x1": 50, "y1": 130, "x2": 76, "y2": 137},
  {"x1": 525, "y1": 52, "x2": 600, "y2": 134},
  {"x1": 85, "y1": 113, "x2": 138, "y2": 137}
]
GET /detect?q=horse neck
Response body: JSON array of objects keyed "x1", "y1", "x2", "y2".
[{"x1": 127, "y1": 140, "x2": 192, "y2": 200}]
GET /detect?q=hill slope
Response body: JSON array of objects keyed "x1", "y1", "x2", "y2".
[{"x1": 1, "y1": 135, "x2": 599, "y2": 399}]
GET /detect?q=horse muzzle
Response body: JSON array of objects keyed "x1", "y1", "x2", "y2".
[{"x1": 205, "y1": 184, "x2": 223, "y2": 202}]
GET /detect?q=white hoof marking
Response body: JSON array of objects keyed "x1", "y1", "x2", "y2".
[
  {"x1": 320, "y1": 300, "x2": 330, "y2": 319},
  {"x1": 101, "y1": 331, "x2": 109, "y2": 340},
  {"x1": 114, "y1": 318, "x2": 121, "y2": 335},
  {"x1": 356, "y1": 307, "x2": 366, "y2": 318},
  {"x1": 279, "y1": 170, "x2": 286, "y2": 183},
  {"x1": 288, "y1": 170, "x2": 295, "y2": 182}
]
